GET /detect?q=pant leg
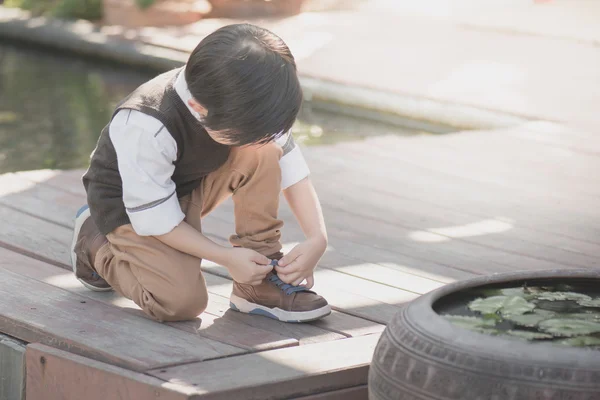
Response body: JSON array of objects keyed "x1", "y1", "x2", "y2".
[
  {"x1": 93, "y1": 142, "x2": 283, "y2": 321},
  {"x1": 94, "y1": 188, "x2": 208, "y2": 322},
  {"x1": 199, "y1": 142, "x2": 284, "y2": 258}
]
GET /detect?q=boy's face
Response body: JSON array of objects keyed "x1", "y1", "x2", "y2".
[{"x1": 188, "y1": 99, "x2": 236, "y2": 145}]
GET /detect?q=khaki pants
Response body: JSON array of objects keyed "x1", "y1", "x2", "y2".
[{"x1": 94, "y1": 143, "x2": 284, "y2": 322}]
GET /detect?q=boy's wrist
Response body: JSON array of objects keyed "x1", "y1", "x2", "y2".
[
  {"x1": 206, "y1": 246, "x2": 231, "y2": 267},
  {"x1": 307, "y1": 233, "x2": 328, "y2": 249}
]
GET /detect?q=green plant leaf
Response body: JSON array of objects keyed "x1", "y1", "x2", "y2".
[
  {"x1": 558, "y1": 336, "x2": 600, "y2": 347},
  {"x1": 444, "y1": 315, "x2": 497, "y2": 329},
  {"x1": 136, "y1": 0, "x2": 155, "y2": 9},
  {"x1": 536, "y1": 292, "x2": 591, "y2": 302},
  {"x1": 500, "y1": 296, "x2": 536, "y2": 317},
  {"x1": 538, "y1": 319, "x2": 600, "y2": 337},
  {"x1": 506, "y1": 310, "x2": 555, "y2": 327},
  {"x1": 505, "y1": 330, "x2": 553, "y2": 340},
  {"x1": 578, "y1": 298, "x2": 600, "y2": 308},
  {"x1": 468, "y1": 296, "x2": 506, "y2": 314},
  {"x1": 482, "y1": 313, "x2": 502, "y2": 322}
]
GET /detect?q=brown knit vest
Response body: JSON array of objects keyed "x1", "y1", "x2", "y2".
[{"x1": 83, "y1": 68, "x2": 230, "y2": 235}]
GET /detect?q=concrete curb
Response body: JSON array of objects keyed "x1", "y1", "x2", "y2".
[
  {"x1": 0, "y1": 6, "x2": 529, "y2": 130},
  {"x1": 0, "y1": 7, "x2": 187, "y2": 70},
  {"x1": 0, "y1": 334, "x2": 26, "y2": 400}
]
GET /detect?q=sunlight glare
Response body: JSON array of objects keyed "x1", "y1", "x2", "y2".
[
  {"x1": 44, "y1": 272, "x2": 83, "y2": 289},
  {"x1": 409, "y1": 218, "x2": 514, "y2": 242}
]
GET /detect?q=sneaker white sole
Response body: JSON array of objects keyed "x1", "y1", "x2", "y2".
[
  {"x1": 229, "y1": 293, "x2": 331, "y2": 323},
  {"x1": 71, "y1": 206, "x2": 112, "y2": 292}
]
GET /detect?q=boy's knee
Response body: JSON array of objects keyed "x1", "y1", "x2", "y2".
[{"x1": 160, "y1": 290, "x2": 208, "y2": 322}]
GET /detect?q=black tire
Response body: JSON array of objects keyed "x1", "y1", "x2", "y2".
[{"x1": 368, "y1": 269, "x2": 600, "y2": 400}]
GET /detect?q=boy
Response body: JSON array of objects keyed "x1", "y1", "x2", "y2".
[{"x1": 71, "y1": 23, "x2": 331, "y2": 323}]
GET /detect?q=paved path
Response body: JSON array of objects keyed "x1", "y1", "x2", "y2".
[{"x1": 131, "y1": 0, "x2": 600, "y2": 127}]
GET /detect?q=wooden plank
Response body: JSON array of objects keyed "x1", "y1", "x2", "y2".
[
  {"x1": 339, "y1": 132, "x2": 600, "y2": 212},
  {"x1": 202, "y1": 260, "x2": 407, "y2": 325},
  {"x1": 0, "y1": 198, "x2": 375, "y2": 347},
  {"x1": 15, "y1": 169, "x2": 87, "y2": 197},
  {"x1": 324, "y1": 208, "x2": 578, "y2": 274},
  {"x1": 309, "y1": 310, "x2": 384, "y2": 338},
  {"x1": 0, "y1": 247, "x2": 299, "y2": 352},
  {"x1": 207, "y1": 206, "x2": 460, "y2": 290},
  {"x1": 147, "y1": 334, "x2": 380, "y2": 400},
  {"x1": 210, "y1": 169, "x2": 580, "y2": 278},
  {"x1": 1, "y1": 168, "x2": 465, "y2": 291},
  {"x1": 0, "y1": 176, "x2": 333, "y2": 349},
  {"x1": 0, "y1": 205, "x2": 72, "y2": 267},
  {"x1": 315, "y1": 190, "x2": 600, "y2": 271},
  {"x1": 0, "y1": 334, "x2": 26, "y2": 400},
  {"x1": 331, "y1": 141, "x2": 600, "y2": 221},
  {"x1": 350, "y1": 132, "x2": 600, "y2": 199},
  {"x1": 312, "y1": 176, "x2": 600, "y2": 266},
  {"x1": 202, "y1": 274, "x2": 365, "y2": 344},
  {"x1": 202, "y1": 209, "x2": 432, "y2": 301},
  {"x1": 0, "y1": 189, "x2": 403, "y2": 325},
  {"x1": 0, "y1": 172, "x2": 80, "y2": 229},
  {"x1": 291, "y1": 385, "x2": 367, "y2": 400},
  {"x1": 4, "y1": 168, "x2": 471, "y2": 284},
  {"x1": 25, "y1": 344, "x2": 193, "y2": 400},
  {"x1": 0, "y1": 265, "x2": 242, "y2": 371},
  {"x1": 303, "y1": 143, "x2": 600, "y2": 244},
  {"x1": 207, "y1": 205, "x2": 540, "y2": 279},
  {"x1": 0, "y1": 183, "x2": 348, "y2": 348}
]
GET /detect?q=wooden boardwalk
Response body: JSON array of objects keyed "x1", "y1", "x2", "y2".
[{"x1": 0, "y1": 121, "x2": 599, "y2": 399}]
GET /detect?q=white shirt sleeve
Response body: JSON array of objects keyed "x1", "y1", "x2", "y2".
[
  {"x1": 276, "y1": 131, "x2": 310, "y2": 190},
  {"x1": 109, "y1": 109, "x2": 185, "y2": 236}
]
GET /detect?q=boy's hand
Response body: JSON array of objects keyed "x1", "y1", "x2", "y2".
[
  {"x1": 222, "y1": 248, "x2": 273, "y2": 285},
  {"x1": 275, "y1": 237, "x2": 327, "y2": 289}
]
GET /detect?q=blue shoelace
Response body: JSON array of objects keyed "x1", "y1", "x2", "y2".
[{"x1": 269, "y1": 260, "x2": 307, "y2": 296}]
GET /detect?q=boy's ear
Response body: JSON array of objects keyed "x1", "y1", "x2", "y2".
[{"x1": 188, "y1": 99, "x2": 208, "y2": 118}]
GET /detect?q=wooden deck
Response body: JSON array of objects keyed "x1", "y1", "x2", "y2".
[{"x1": 0, "y1": 121, "x2": 599, "y2": 399}]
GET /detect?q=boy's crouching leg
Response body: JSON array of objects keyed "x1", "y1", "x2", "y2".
[
  {"x1": 153, "y1": 283, "x2": 209, "y2": 322},
  {"x1": 96, "y1": 224, "x2": 209, "y2": 323}
]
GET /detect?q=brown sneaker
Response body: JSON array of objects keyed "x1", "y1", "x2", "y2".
[
  {"x1": 70, "y1": 205, "x2": 112, "y2": 292},
  {"x1": 230, "y1": 265, "x2": 331, "y2": 323}
]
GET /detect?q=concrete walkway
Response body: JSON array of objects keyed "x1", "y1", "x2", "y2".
[
  {"x1": 153, "y1": 0, "x2": 600, "y2": 128},
  {"x1": 1, "y1": 0, "x2": 599, "y2": 128}
]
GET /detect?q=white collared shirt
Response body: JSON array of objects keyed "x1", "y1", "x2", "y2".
[{"x1": 109, "y1": 70, "x2": 310, "y2": 236}]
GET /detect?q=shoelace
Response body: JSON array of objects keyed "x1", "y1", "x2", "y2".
[{"x1": 269, "y1": 260, "x2": 308, "y2": 296}]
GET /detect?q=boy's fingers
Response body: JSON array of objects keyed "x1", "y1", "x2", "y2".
[
  {"x1": 280, "y1": 271, "x2": 302, "y2": 285},
  {"x1": 257, "y1": 263, "x2": 274, "y2": 273},
  {"x1": 251, "y1": 252, "x2": 270, "y2": 265},
  {"x1": 292, "y1": 278, "x2": 304, "y2": 286},
  {"x1": 275, "y1": 263, "x2": 299, "y2": 274},
  {"x1": 305, "y1": 275, "x2": 314, "y2": 289},
  {"x1": 277, "y1": 273, "x2": 292, "y2": 284},
  {"x1": 278, "y1": 247, "x2": 300, "y2": 267}
]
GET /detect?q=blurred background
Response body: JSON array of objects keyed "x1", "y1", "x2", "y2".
[{"x1": 1, "y1": 0, "x2": 598, "y2": 172}]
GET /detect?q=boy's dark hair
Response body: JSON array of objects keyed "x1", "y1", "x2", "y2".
[{"x1": 185, "y1": 23, "x2": 302, "y2": 146}]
